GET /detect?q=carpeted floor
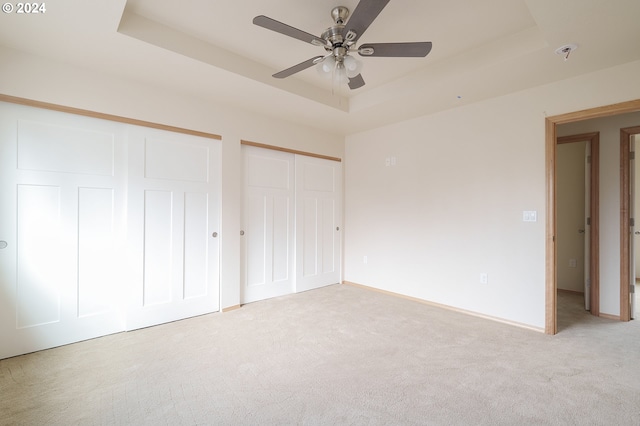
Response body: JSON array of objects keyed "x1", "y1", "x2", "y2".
[{"x1": 1, "y1": 284, "x2": 639, "y2": 425}]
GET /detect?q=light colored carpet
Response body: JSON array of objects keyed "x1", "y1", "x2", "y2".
[{"x1": 1, "y1": 284, "x2": 639, "y2": 425}]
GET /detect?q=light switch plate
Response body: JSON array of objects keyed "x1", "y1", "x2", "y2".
[{"x1": 523, "y1": 211, "x2": 537, "y2": 222}]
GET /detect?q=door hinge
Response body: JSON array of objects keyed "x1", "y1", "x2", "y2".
[
  {"x1": 631, "y1": 151, "x2": 636, "y2": 160},
  {"x1": 631, "y1": 284, "x2": 636, "y2": 294},
  {"x1": 631, "y1": 218, "x2": 635, "y2": 227},
  {"x1": 587, "y1": 217, "x2": 591, "y2": 226},
  {"x1": 587, "y1": 155, "x2": 591, "y2": 164}
]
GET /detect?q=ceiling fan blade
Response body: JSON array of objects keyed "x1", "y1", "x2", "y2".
[
  {"x1": 358, "y1": 42, "x2": 433, "y2": 57},
  {"x1": 253, "y1": 15, "x2": 326, "y2": 47},
  {"x1": 273, "y1": 56, "x2": 324, "y2": 79},
  {"x1": 343, "y1": 0, "x2": 390, "y2": 43},
  {"x1": 348, "y1": 74, "x2": 366, "y2": 90}
]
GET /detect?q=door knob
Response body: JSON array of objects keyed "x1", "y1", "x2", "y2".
[
  {"x1": 240, "y1": 230, "x2": 245, "y2": 236},
  {"x1": 635, "y1": 231, "x2": 640, "y2": 235},
  {"x1": 212, "y1": 232, "x2": 218, "y2": 238},
  {"x1": 0, "y1": 241, "x2": 7, "y2": 249},
  {"x1": 578, "y1": 229, "x2": 585, "y2": 234}
]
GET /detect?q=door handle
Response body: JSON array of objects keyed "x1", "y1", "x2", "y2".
[
  {"x1": 212, "y1": 232, "x2": 218, "y2": 238},
  {"x1": 635, "y1": 231, "x2": 640, "y2": 235},
  {"x1": 240, "y1": 230, "x2": 245, "y2": 236},
  {"x1": 578, "y1": 229, "x2": 585, "y2": 234},
  {"x1": 0, "y1": 241, "x2": 7, "y2": 249}
]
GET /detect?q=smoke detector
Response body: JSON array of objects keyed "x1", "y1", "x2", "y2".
[{"x1": 555, "y1": 44, "x2": 578, "y2": 61}]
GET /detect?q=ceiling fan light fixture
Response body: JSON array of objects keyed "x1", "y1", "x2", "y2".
[
  {"x1": 334, "y1": 61, "x2": 349, "y2": 85},
  {"x1": 343, "y1": 55, "x2": 362, "y2": 78},
  {"x1": 320, "y1": 55, "x2": 336, "y2": 73}
]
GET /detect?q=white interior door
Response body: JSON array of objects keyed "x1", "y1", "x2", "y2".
[
  {"x1": 125, "y1": 126, "x2": 221, "y2": 330},
  {"x1": 0, "y1": 102, "x2": 127, "y2": 359},
  {"x1": 584, "y1": 142, "x2": 591, "y2": 311},
  {"x1": 630, "y1": 141, "x2": 636, "y2": 320},
  {"x1": 241, "y1": 146, "x2": 295, "y2": 303},
  {"x1": 295, "y1": 155, "x2": 342, "y2": 292}
]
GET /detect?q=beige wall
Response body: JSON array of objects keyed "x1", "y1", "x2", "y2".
[
  {"x1": 0, "y1": 46, "x2": 344, "y2": 310},
  {"x1": 345, "y1": 60, "x2": 640, "y2": 329}
]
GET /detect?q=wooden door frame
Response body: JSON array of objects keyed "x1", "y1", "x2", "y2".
[
  {"x1": 620, "y1": 126, "x2": 640, "y2": 321},
  {"x1": 556, "y1": 132, "x2": 600, "y2": 318},
  {"x1": 545, "y1": 99, "x2": 640, "y2": 335}
]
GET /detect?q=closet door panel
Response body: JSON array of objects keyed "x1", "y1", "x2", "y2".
[
  {"x1": 241, "y1": 146, "x2": 295, "y2": 303},
  {"x1": 126, "y1": 127, "x2": 220, "y2": 330},
  {"x1": 0, "y1": 102, "x2": 126, "y2": 360},
  {"x1": 295, "y1": 155, "x2": 342, "y2": 292}
]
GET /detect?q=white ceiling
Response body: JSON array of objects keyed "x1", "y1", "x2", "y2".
[{"x1": 1, "y1": 0, "x2": 639, "y2": 135}]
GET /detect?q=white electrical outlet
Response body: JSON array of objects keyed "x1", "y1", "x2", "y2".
[
  {"x1": 569, "y1": 259, "x2": 577, "y2": 268},
  {"x1": 480, "y1": 273, "x2": 488, "y2": 284}
]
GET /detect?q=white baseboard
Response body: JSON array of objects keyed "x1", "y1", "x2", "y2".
[{"x1": 342, "y1": 281, "x2": 545, "y2": 333}]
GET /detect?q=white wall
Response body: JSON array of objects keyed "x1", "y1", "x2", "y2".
[
  {"x1": 558, "y1": 112, "x2": 640, "y2": 316},
  {"x1": 344, "y1": 60, "x2": 640, "y2": 329},
  {"x1": 0, "y1": 46, "x2": 344, "y2": 310}
]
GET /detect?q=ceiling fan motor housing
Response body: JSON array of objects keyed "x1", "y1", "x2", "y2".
[
  {"x1": 322, "y1": 6, "x2": 357, "y2": 59},
  {"x1": 321, "y1": 25, "x2": 345, "y2": 50},
  {"x1": 331, "y1": 6, "x2": 349, "y2": 24}
]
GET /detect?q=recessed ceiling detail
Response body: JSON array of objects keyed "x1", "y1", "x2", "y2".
[{"x1": 1, "y1": 0, "x2": 637, "y2": 135}]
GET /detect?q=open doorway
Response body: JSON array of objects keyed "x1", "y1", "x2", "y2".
[
  {"x1": 556, "y1": 133, "x2": 599, "y2": 318},
  {"x1": 545, "y1": 99, "x2": 640, "y2": 335},
  {"x1": 620, "y1": 127, "x2": 640, "y2": 321}
]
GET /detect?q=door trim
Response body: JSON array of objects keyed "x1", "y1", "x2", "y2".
[
  {"x1": 545, "y1": 99, "x2": 640, "y2": 335},
  {"x1": 0, "y1": 94, "x2": 222, "y2": 140},
  {"x1": 241, "y1": 140, "x2": 342, "y2": 162},
  {"x1": 557, "y1": 132, "x2": 600, "y2": 317},
  {"x1": 620, "y1": 126, "x2": 640, "y2": 321}
]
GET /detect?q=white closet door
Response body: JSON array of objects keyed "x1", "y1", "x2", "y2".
[
  {"x1": 126, "y1": 126, "x2": 221, "y2": 330},
  {"x1": 295, "y1": 155, "x2": 342, "y2": 292},
  {"x1": 0, "y1": 103, "x2": 127, "y2": 359},
  {"x1": 241, "y1": 146, "x2": 295, "y2": 303}
]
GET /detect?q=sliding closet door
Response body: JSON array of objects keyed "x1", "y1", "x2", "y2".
[
  {"x1": 241, "y1": 146, "x2": 295, "y2": 303},
  {"x1": 0, "y1": 102, "x2": 127, "y2": 359},
  {"x1": 126, "y1": 126, "x2": 221, "y2": 330},
  {"x1": 295, "y1": 155, "x2": 342, "y2": 292}
]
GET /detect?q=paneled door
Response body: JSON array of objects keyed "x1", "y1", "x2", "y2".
[
  {"x1": 0, "y1": 102, "x2": 127, "y2": 359},
  {"x1": 295, "y1": 154, "x2": 342, "y2": 292},
  {"x1": 126, "y1": 126, "x2": 221, "y2": 330},
  {"x1": 241, "y1": 146, "x2": 295, "y2": 303}
]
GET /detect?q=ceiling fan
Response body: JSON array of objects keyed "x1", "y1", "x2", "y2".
[{"x1": 253, "y1": 0, "x2": 432, "y2": 89}]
